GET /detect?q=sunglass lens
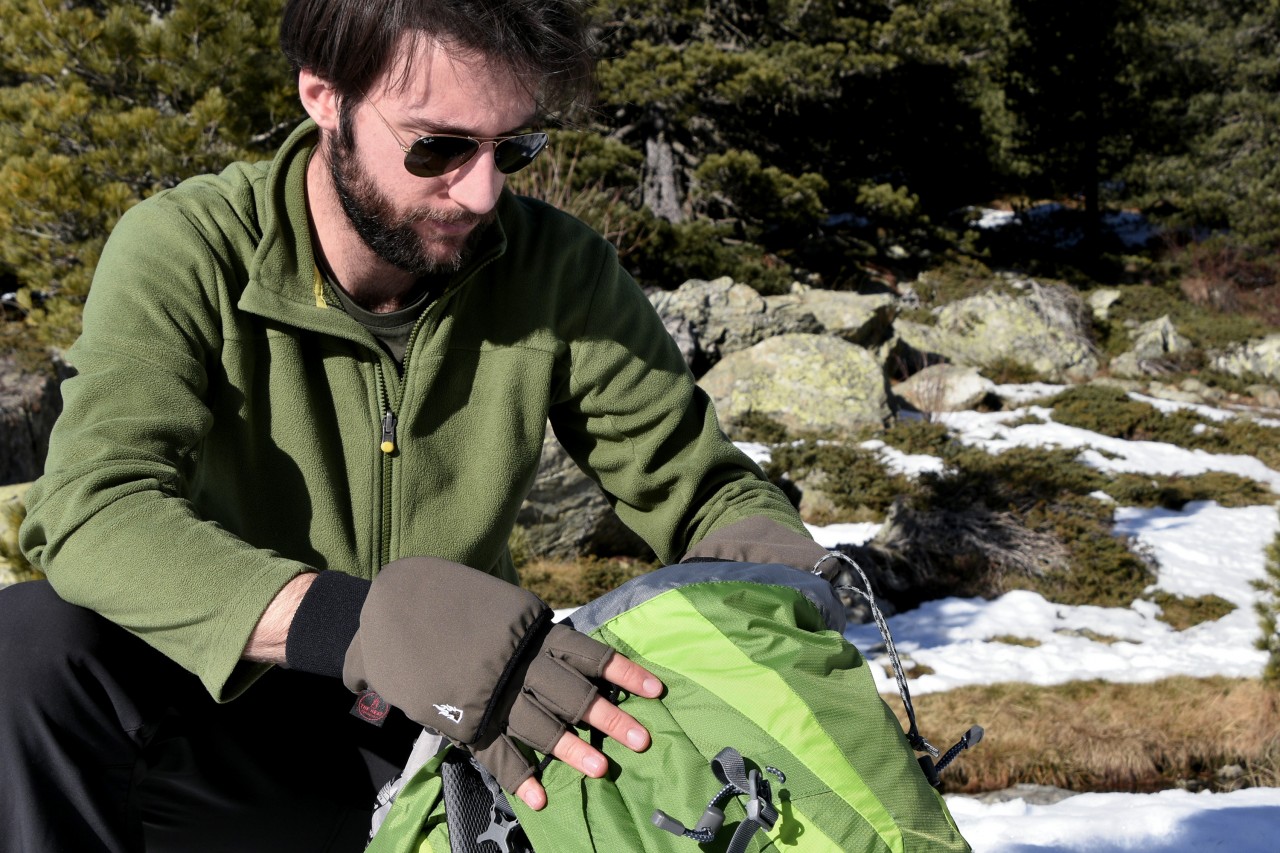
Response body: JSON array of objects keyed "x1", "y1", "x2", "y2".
[
  {"x1": 493, "y1": 133, "x2": 549, "y2": 174},
  {"x1": 404, "y1": 136, "x2": 479, "y2": 177}
]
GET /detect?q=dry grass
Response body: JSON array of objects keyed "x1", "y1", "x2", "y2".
[
  {"x1": 988, "y1": 635, "x2": 1043, "y2": 648},
  {"x1": 517, "y1": 555, "x2": 654, "y2": 609},
  {"x1": 889, "y1": 676, "x2": 1280, "y2": 794},
  {"x1": 1150, "y1": 592, "x2": 1238, "y2": 630}
]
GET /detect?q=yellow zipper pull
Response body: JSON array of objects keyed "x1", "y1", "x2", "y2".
[{"x1": 380, "y1": 410, "x2": 397, "y2": 454}]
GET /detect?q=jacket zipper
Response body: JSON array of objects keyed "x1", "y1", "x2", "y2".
[
  {"x1": 364, "y1": 250, "x2": 499, "y2": 570},
  {"x1": 372, "y1": 317, "x2": 429, "y2": 568},
  {"x1": 374, "y1": 365, "x2": 395, "y2": 568}
]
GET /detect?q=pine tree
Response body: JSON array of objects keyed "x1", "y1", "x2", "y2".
[
  {"x1": 587, "y1": 0, "x2": 1019, "y2": 286},
  {"x1": 1123, "y1": 0, "x2": 1280, "y2": 257},
  {"x1": 0, "y1": 0, "x2": 297, "y2": 345}
]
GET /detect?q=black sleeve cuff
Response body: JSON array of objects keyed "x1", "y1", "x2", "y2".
[{"x1": 285, "y1": 571, "x2": 372, "y2": 678}]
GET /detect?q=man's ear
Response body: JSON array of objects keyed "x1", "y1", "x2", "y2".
[{"x1": 298, "y1": 68, "x2": 341, "y2": 132}]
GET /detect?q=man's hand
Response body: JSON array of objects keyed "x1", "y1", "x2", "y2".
[
  {"x1": 268, "y1": 559, "x2": 666, "y2": 807},
  {"x1": 340, "y1": 557, "x2": 665, "y2": 804},
  {"x1": 258, "y1": 560, "x2": 665, "y2": 809},
  {"x1": 514, "y1": 651, "x2": 662, "y2": 810}
]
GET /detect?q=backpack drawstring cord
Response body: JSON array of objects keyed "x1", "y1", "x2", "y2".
[
  {"x1": 814, "y1": 552, "x2": 939, "y2": 758},
  {"x1": 814, "y1": 551, "x2": 983, "y2": 787}
]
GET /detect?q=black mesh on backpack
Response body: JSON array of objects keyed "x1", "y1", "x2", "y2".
[{"x1": 439, "y1": 750, "x2": 533, "y2": 853}]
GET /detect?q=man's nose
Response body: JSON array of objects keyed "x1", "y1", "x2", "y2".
[{"x1": 445, "y1": 144, "x2": 505, "y2": 214}]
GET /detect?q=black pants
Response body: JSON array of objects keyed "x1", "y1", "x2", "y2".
[{"x1": 0, "y1": 580, "x2": 420, "y2": 852}]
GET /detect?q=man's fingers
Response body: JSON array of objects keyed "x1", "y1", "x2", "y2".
[
  {"x1": 515, "y1": 776, "x2": 547, "y2": 810},
  {"x1": 516, "y1": 655, "x2": 661, "y2": 810},
  {"x1": 514, "y1": 709, "x2": 645, "y2": 810},
  {"x1": 579, "y1": 650, "x2": 660, "y2": 754},
  {"x1": 601, "y1": 650, "x2": 663, "y2": 698},
  {"x1": 580, "y1": 692, "x2": 651, "y2": 752},
  {"x1": 550, "y1": 726, "x2": 611, "y2": 775},
  {"x1": 546, "y1": 689, "x2": 655, "y2": 779}
]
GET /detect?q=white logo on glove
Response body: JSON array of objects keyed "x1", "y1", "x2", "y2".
[{"x1": 433, "y1": 703, "x2": 464, "y2": 724}]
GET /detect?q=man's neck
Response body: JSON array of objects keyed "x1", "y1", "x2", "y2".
[{"x1": 304, "y1": 147, "x2": 421, "y2": 313}]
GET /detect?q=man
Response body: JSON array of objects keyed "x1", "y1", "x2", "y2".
[{"x1": 0, "y1": 1, "x2": 828, "y2": 850}]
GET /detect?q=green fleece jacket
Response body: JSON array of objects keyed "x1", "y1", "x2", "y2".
[{"x1": 19, "y1": 121, "x2": 806, "y2": 700}]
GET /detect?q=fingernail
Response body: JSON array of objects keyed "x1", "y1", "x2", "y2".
[
  {"x1": 522, "y1": 789, "x2": 545, "y2": 811},
  {"x1": 643, "y1": 677, "x2": 662, "y2": 696},
  {"x1": 585, "y1": 754, "x2": 606, "y2": 775},
  {"x1": 627, "y1": 727, "x2": 647, "y2": 748}
]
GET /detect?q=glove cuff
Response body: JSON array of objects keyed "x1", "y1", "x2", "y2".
[
  {"x1": 681, "y1": 516, "x2": 831, "y2": 573},
  {"x1": 285, "y1": 571, "x2": 371, "y2": 678}
]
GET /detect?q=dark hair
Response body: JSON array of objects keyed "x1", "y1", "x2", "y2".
[{"x1": 279, "y1": 0, "x2": 596, "y2": 116}]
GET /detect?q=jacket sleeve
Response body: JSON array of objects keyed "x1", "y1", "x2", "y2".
[
  {"x1": 548, "y1": 246, "x2": 814, "y2": 566},
  {"x1": 19, "y1": 198, "x2": 308, "y2": 701}
]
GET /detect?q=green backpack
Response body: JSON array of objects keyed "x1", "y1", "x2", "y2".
[{"x1": 364, "y1": 559, "x2": 974, "y2": 853}]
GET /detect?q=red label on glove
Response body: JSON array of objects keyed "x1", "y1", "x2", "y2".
[{"x1": 352, "y1": 689, "x2": 390, "y2": 726}]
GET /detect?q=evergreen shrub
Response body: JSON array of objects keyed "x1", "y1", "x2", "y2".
[{"x1": 1255, "y1": 526, "x2": 1280, "y2": 684}]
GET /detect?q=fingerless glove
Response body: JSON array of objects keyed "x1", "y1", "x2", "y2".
[{"x1": 341, "y1": 557, "x2": 615, "y2": 792}]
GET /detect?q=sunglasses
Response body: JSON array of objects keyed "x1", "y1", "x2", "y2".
[{"x1": 362, "y1": 96, "x2": 548, "y2": 178}]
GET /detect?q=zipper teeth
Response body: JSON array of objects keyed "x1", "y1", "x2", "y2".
[
  {"x1": 370, "y1": 271, "x2": 471, "y2": 569},
  {"x1": 372, "y1": 302, "x2": 426, "y2": 570},
  {"x1": 402, "y1": 317, "x2": 424, "y2": 377},
  {"x1": 374, "y1": 363, "x2": 393, "y2": 568}
]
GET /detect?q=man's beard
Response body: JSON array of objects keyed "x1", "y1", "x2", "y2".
[{"x1": 328, "y1": 116, "x2": 493, "y2": 277}]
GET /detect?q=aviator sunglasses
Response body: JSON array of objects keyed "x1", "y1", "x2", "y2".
[{"x1": 362, "y1": 95, "x2": 548, "y2": 178}]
